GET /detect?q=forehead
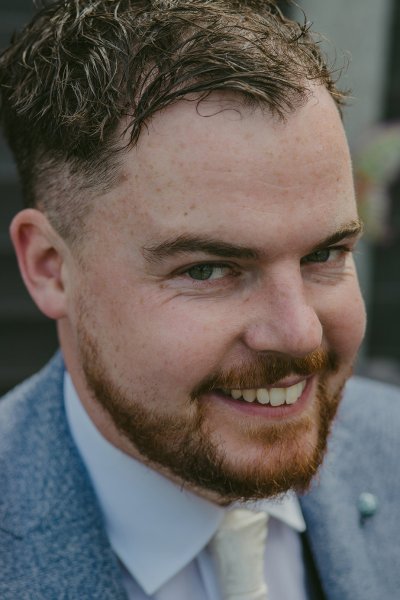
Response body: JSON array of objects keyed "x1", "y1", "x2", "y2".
[
  {"x1": 131, "y1": 88, "x2": 347, "y2": 168},
  {"x1": 97, "y1": 87, "x2": 356, "y2": 251}
]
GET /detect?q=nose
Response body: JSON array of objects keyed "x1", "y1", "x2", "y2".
[{"x1": 241, "y1": 269, "x2": 323, "y2": 358}]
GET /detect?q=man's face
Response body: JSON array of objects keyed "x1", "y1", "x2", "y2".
[{"x1": 62, "y1": 87, "x2": 366, "y2": 502}]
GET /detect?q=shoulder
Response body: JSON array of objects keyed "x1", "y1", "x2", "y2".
[
  {"x1": 302, "y1": 374, "x2": 400, "y2": 520},
  {"x1": 342, "y1": 375, "x2": 400, "y2": 409},
  {"x1": 301, "y1": 377, "x2": 400, "y2": 597},
  {"x1": 0, "y1": 353, "x2": 66, "y2": 535},
  {"x1": 332, "y1": 375, "x2": 400, "y2": 449},
  {"x1": 320, "y1": 375, "x2": 400, "y2": 492},
  {"x1": 0, "y1": 354, "x2": 125, "y2": 597},
  {"x1": 0, "y1": 353, "x2": 64, "y2": 450}
]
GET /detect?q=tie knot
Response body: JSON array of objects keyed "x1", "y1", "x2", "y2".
[{"x1": 210, "y1": 509, "x2": 269, "y2": 600}]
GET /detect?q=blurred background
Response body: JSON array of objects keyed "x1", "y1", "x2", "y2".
[{"x1": 1, "y1": 0, "x2": 400, "y2": 395}]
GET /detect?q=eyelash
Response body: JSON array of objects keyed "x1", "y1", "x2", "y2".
[
  {"x1": 177, "y1": 245, "x2": 352, "y2": 285},
  {"x1": 179, "y1": 262, "x2": 239, "y2": 285},
  {"x1": 300, "y1": 245, "x2": 351, "y2": 265}
]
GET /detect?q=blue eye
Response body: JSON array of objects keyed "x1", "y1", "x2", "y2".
[
  {"x1": 186, "y1": 264, "x2": 229, "y2": 281},
  {"x1": 302, "y1": 249, "x2": 331, "y2": 264}
]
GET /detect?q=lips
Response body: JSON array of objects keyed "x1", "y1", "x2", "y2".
[{"x1": 221, "y1": 380, "x2": 307, "y2": 406}]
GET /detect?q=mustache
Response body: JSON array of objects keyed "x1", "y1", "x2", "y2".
[{"x1": 191, "y1": 348, "x2": 338, "y2": 399}]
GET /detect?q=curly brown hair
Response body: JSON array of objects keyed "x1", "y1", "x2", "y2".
[{"x1": 0, "y1": 0, "x2": 345, "y2": 241}]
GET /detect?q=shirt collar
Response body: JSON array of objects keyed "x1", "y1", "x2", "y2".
[{"x1": 64, "y1": 372, "x2": 305, "y2": 595}]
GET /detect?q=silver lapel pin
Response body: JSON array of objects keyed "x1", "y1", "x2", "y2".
[{"x1": 358, "y1": 492, "x2": 378, "y2": 525}]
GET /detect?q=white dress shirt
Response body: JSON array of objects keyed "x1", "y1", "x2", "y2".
[{"x1": 64, "y1": 373, "x2": 309, "y2": 600}]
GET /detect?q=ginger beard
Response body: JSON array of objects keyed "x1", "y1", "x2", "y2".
[
  {"x1": 77, "y1": 314, "x2": 347, "y2": 503},
  {"x1": 62, "y1": 89, "x2": 365, "y2": 503}
]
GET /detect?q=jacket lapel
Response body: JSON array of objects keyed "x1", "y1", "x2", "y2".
[
  {"x1": 0, "y1": 354, "x2": 127, "y2": 599},
  {"x1": 299, "y1": 376, "x2": 400, "y2": 600},
  {"x1": 300, "y1": 470, "x2": 381, "y2": 600}
]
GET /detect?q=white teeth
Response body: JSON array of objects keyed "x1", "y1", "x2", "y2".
[
  {"x1": 229, "y1": 380, "x2": 306, "y2": 406},
  {"x1": 285, "y1": 383, "x2": 300, "y2": 405},
  {"x1": 269, "y1": 387, "x2": 286, "y2": 407},
  {"x1": 242, "y1": 389, "x2": 257, "y2": 402},
  {"x1": 256, "y1": 388, "x2": 270, "y2": 405}
]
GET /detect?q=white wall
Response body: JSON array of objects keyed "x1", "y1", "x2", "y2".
[
  {"x1": 292, "y1": 0, "x2": 393, "y2": 357},
  {"x1": 295, "y1": 0, "x2": 393, "y2": 148}
]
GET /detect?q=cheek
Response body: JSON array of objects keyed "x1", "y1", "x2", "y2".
[
  {"x1": 97, "y1": 290, "x2": 235, "y2": 388},
  {"x1": 319, "y1": 282, "x2": 366, "y2": 359}
]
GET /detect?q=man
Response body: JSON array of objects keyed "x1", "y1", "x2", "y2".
[{"x1": 0, "y1": 1, "x2": 399, "y2": 598}]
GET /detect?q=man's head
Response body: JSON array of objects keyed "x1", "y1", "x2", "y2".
[
  {"x1": 0, "y1": 0, "x2": 343, "y2": 240},
  {"x1": 1, "y1": 0, "x2": 366, "y2": 503}
]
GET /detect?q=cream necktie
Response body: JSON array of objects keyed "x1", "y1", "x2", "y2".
[{"x1": 209, "y1": 509, "x2": 269, "y2": 600}]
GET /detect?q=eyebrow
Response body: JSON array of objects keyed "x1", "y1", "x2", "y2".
[
  {"x1": 313, "y1": 219, "x2": 364, "y2": 250},
  {"x1": 143, "y1": 235, "x2": 260, "y2": 262},
  {"x1": 142, "y1": 219, "x2": 364, "y2": 264}
]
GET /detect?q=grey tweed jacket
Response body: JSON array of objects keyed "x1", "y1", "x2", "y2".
[{"x1": 0, "y1": 353, "x2": 399, "y2": 599}]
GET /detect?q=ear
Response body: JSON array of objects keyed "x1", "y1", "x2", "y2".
[{"x1": 10, "y1": 209, "x2": 68, "y2": 320}]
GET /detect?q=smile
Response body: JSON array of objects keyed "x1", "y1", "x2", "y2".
[{"x1": 222, "y1": 380, "x2": 307, "y2": 406}]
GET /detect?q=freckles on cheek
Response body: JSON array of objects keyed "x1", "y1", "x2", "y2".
[{"x1": 139, "y1": 321, "x2": 227, "y2": 388}]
